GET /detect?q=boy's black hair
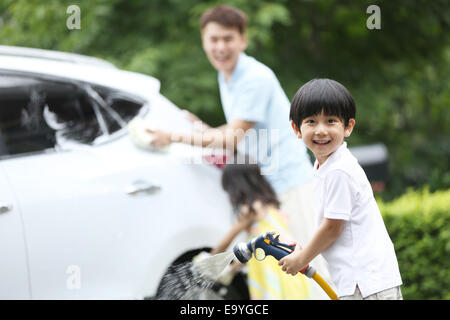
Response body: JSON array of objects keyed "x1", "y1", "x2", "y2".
[
  {"x1": 221, "y1": 156, "x2": 280, "y2": 216},
  {"x1": 289, "y1": 78, "x2": 356, "y2": 129}
]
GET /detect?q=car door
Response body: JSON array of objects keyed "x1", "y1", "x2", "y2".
[
  {"x1": 0, "y1": 163, "x2": 30, "y2": 299},
  {"x1": 1, "y1": 143, "x2": 184, "y2": 299},
  {"x1": 0, "y1": 72, "x2": 168, "y2": 299},
  {"x1": 0, "y1": 71, "x2": 233, "y2": 299}
]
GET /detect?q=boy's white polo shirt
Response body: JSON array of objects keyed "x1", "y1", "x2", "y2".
[{"x1": 312, "y1": 142, "x2": 402, "y2": 298}]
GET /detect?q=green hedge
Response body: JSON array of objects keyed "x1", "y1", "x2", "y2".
[{"x1": 378, "y1": 188, "x2": 450, "y2": 299}]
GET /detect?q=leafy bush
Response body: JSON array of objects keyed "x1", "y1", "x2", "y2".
[{"x1": 378, "y1": 188, "x2": 450, "y2": 299}]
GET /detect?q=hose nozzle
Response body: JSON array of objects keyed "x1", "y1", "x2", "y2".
[
  {"x1": 232, "y1": 231, "x2": 293, "y2": 264},
  {"x1": 233, "y1": 241, "x2": 253, "y2": 264},
  {"x1": 232, "y1": 231, "x2": 339, "y2": 300}
]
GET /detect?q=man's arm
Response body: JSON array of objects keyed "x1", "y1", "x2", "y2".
[
  {"x1": 278, "y1": 218, "x2": 344, "y2": 275},
  {"x1": 147, "y1": 119, "x2": 255, "y2": 150}
]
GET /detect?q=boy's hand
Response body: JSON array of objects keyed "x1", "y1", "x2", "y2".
[{"x1": 278, "y1": 244, "x2": 306, "y2": 276}]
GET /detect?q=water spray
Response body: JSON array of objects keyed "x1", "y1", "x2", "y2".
[{"x1": 233, "y1": 231, "x2": 339, "y2": 300}]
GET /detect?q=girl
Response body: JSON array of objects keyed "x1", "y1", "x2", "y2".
[{"x1": 211, "y1": 158, "x2": 311, "y2": 300}]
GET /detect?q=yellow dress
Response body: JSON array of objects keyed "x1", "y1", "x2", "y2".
[{"x1": 246, "y1": 207, "x2": 311, "y2": 300}]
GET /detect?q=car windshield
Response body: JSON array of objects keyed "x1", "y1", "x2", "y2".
[{"x1": 0, "y1": 73, "x2": 145, "y2": 158}]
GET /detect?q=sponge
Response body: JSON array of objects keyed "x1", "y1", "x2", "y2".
[{"x1": 128, "y1": 117, "x2": 169, "y2": 152}]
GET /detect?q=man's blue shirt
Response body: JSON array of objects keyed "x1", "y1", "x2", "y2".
[{"x1": 218, "y1": 53, "x2": 312, "y2": 194}]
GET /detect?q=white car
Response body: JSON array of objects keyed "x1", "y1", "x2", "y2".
[{"x1": 0, "y1": 46, "x2": 244, "y2": 299}]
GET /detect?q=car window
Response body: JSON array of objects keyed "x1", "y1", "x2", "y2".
[{"x1": 0, "y1": 73, "x2": 144, "y2": 158}]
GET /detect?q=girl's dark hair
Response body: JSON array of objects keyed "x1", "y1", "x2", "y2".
[
  {"x1": 289, "y1": 78, "x2": 356, "y2": 128},
  {"x1": 200, "y1": 5, "x2": 248, "y2": 34},
  {"x1": 221, "y1": 156, "x2": 280, "y2": 215}
]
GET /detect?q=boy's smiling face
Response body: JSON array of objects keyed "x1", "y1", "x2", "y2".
[{"x1": 292, "y1": 111, "x2": 355, "y2": 166}]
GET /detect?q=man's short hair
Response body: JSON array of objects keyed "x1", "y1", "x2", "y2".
[
  {"x1": 289, "y1": 78, "x2": 356, "y2": 128},
  {"x1": 200, "y1": 5, "x2": 248, "y2": 34}
]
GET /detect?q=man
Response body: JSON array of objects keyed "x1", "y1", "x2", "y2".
[
  {"x1": 149, "y1": 5, "x2": 311, "y2": 195},
  {"x1": 148, "y1": 5, "x2": 331, "y2": 298}
]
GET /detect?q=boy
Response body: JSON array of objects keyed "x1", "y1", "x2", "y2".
[{"x1": 279, "y1": 79, "x2": 403, "y2": 300}]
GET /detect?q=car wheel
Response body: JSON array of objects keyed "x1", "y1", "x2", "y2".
[{"x1": 148, "y1": 248, "x2": 249, "y2": 300}]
